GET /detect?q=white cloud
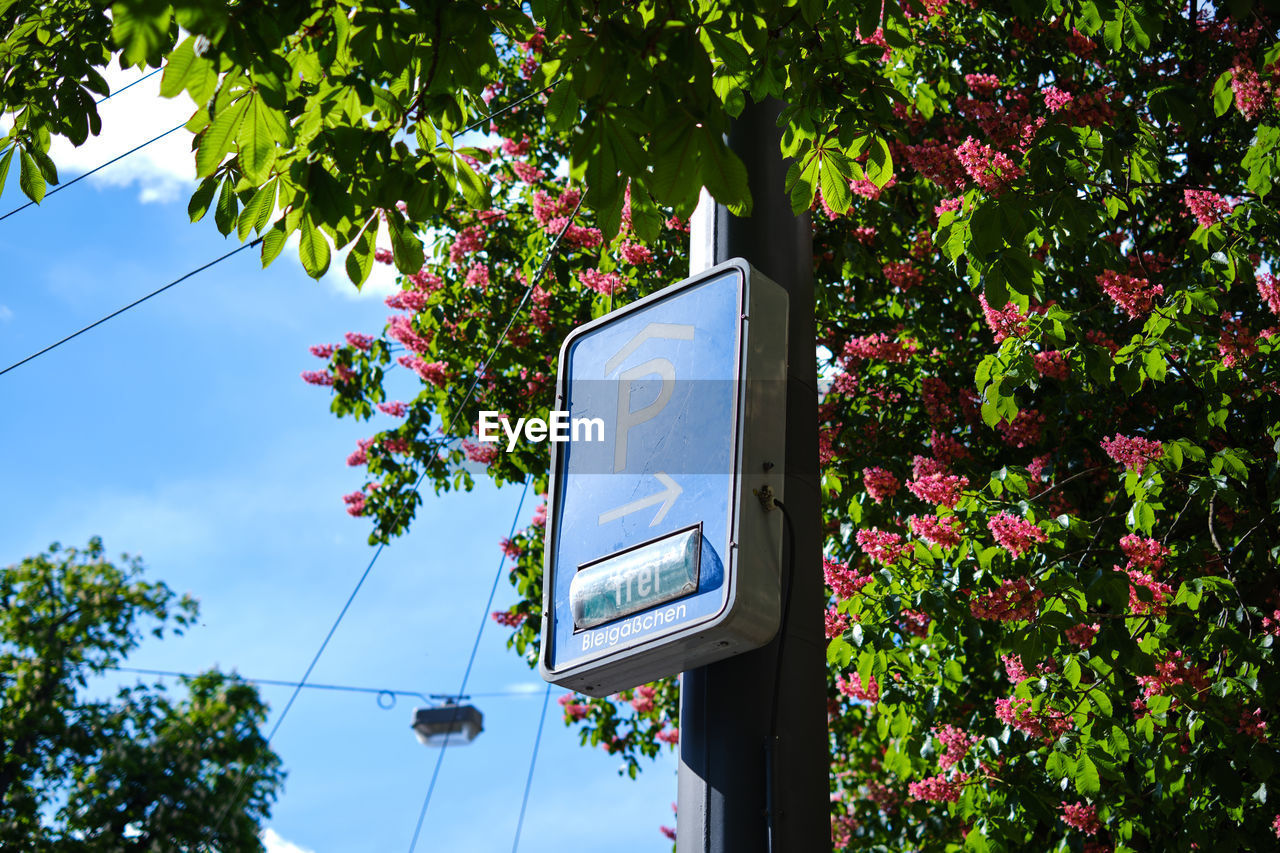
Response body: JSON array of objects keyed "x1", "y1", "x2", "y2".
[
  {"x1": 46, "y1": 63, "x2": 198, "y2": 205},
  {"x1": 261, "y1": 828, "x2": 317, "y2": 853},
  {"x1": 503, "y1": 681, "x2": 544, "y2": 695}
]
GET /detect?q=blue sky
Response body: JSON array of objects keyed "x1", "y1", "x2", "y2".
[{"x1": 0, "y1": 67, "x2": 676, "y2": 852}]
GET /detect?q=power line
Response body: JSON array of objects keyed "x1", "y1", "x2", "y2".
[
  {"x1": 95, "y1": 67, "x2": 163, "y2": 104},
  {"x1": 406, "y1": 477, "x2": 531, "y2": 853},
  {"x1": 511, "y1": 683, "x2": 553, "y2": 853},
  {"x1": 0, "y1": 121, "x2": 186, "y2": 224},
  {"x1": 108, "y1": 666, "x2": 543, "y2": 705},
  {"x1": 0, "y1": 238, "x2": 260, "y2": 379}
]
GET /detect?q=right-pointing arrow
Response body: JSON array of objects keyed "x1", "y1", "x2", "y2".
[{"x1": 597, "y1": 472, "x2": 683, "y2": 527}]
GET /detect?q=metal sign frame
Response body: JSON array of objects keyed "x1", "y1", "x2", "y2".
[{"x1": 539, "y1": 258, "x2": 789, "y2": 696}]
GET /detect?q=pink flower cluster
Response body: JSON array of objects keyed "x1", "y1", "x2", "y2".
[
  {"x1": 462, "y1": 440, "x2": 498, "y2": 465},
  {"x1": 309, "y1": 343, "x2": 336, "y2": 358},
  {"x1": 386, "y1": 290, "x2": 430, "y2": 312},
  {"x1": 955, "y1": 136, "x2": 1023, "y2": 194},
  {"x1": 882, "y1": 261, "x2": 923, "y2": 291},
  {"x1": 1183, "y1": 189, "x2": 1233, "y2": 229},
  {"x1": 969, "y1": 578, "x2": 1042, "y2": 621},
  {"x1": 996, "y1": 409, "x2": 1045, "y2": 448},
  {"x1": 825, "y1": 606, "x2": 851, "y2": 638},
  {"x1": 342, "y1": 490, "x2": 366, "y2": 517},
  {"x1": 934, "y1": 725, "x2": 976, "y2": 769},
  {"x1": 618, "y1": 241, "x2": 654, "y2": 265},
  {"x1": 1232, "y1": 61, "x2": 1271, "y2": 120},
  {"x1": 856, "y1": 527, "x2": 907, "y2": 564},
  {"x1": 491, "y1": 609, "x2": 526, "y2": 628},
  {"x1": 630, "y1": 684, "x2": 657, "y2": 713},
  {"x1": 908, "y1": 772, "x2": 969, "y2": 803},
  {"x1": 978, "y1": 294, "x2": 1031, "y2": 342},
  {"x1": 909, "y1": 514, "x2": 963, "y2": 549},
  {"x1": 1239, "y1": 708, "x2": 1268, "y2": 740},
  {"x1": 1119, "y1": 534, "x2": 1168, "y2": 570},
  {"x1": 1065, "y1": 622, "x2": 1100, "y2": 647},
  {"x1": 863, "y1": 467, "x2": 901, "y2": 502},
  {"x1": 579, "y1": 268, "x2": 624, "y2": 295},
  {"x1": 1096, "y1": 270, "x2": 1163, "y2": 318},
  {"x1": 559, "y1": 692, "x2": 589, "y2": 722},
  {"x1": 1100, "y1": 433, "x2": 1164, "y2": 471},
  {"x1": 347, "y1": 437, "x2": 374, "y2": 467},
  {"x1": 843, "y1": 333, "x2": 915, "y2": 362},
  {"x1": 397, "y1": 355, "x2": 449, "y2": 386},
  {"x1": 1135, "y1": 650, "x2": 1209, "y2": 698},
  {"x1": 377, "y1": 401, "x2": 408, "y2": 418},
  {"x1": 301, "y1": 370, "x2": 334, "y2": 386},
  {"x1": 388, "y1": 315, "x2": 432, "y2": 354},
  {"x1": 987, "y1": 512, "x2": 1047, "y2": 557},
  {"x1": 1033, "y1": 350, "x2": 1069, "y2": 380},
  {"x1": 824, "y1": 558, "x2": 874, "y2": 598},
  {"x1": 657, "y1": 727, "x2": 679, "y2": 745},
  {"x1": 1061, "y1": 801, "x2": 1101, "y2": 835},
  {"x1": 1258, "y1": 273, "x2": 1280, "y2": 315},
  {"x1": 995, "y1": 696, "x2": 1073, "y2": 740},
  {"x1": 836, "y1": 673, "x2": 880, "y2": 703},
  {"x1": 449, "y1": 224, "x2": 487, "y2": 264},
  {"x1": 1126, "y1": 569, "x2": 1174, "y2": 616},
  {"x1": 921, "y1": 377, "x2": 953, "y2": 422},
  {"x1": 1219, "y1": 312, "x2": 1260, "y2": 367},
  {"x1": 906, "y1": 472, "x2": 969, "y2": 508},
  {"x1": 1042, "y1": 85, "x2": 1074, "y2": 113}
]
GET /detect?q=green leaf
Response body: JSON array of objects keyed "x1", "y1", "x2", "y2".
[
  {"x1": 298, "y1": 213, "x2": 331, "y2": 278},
  {"x1": 866, "y1": 136, "x2": 893, "y2": 188},
  {"x1": 214, "y1": 176, "x2": 238, "y2": 236},
  {"x1": 386, "y1": 211, "x2": 424, "y2": 274},
  {"x1": 18, "y1": 148, "x2": 46, "y2": 203},
  {"x1": 1212, "y1": 70, "x2": 1235, "y2": 117},
  {"x1": 160, "y1": 37, "x2": 198, "y2": 99},
  {"x1": 1064, "y1": 657, "x2": 1081, "y2": 687},
  {"x1": 818, "y1": 148, "x2": 852, "y2": 215},
  {"x1": 699, "y1": 128, "x2": 751, "y2": 216},
  {"x1": 187, "y1": 176, "x2": 218, "y2": 223},
  {"x1": 345, "y1": 222, "x2": 376, "y2": 287},
  {"x1": 1074, "y1": 752, "x2": 1100, "y2": 795},
  {"x1": 238, "y1": 95, "x2": 278, "y2": 185},
  {"x1": 195, "y1": 96, "x2": 250, "y2": 178},
  {"x1": 0, "y1": 146, "x2": 15, "y2": 192},
  {"x1": 545, "y1": 81, "x2": 580, "y2": 134},
  {"x1": 111, "y1": 0, "x2": 172, "y2": 68},
  {"x1": 238, "y1": 179, "x2": 277, "y2": 241}
]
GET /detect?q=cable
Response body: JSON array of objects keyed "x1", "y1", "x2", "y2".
[
  {"x1": 107, "y1": 666, "x2": 542, "y2": 705},
  {"x1": 95, "y1": 68, "x2": 162, "y2": 104},
  {"x1": 510, "y1": 683, "x2": 552, "y2": 853},
  {"x1": 0, "y1": 238, "x2": 260, "y2": 379},
  {"x1": 406, "y1": 477, "x2": 531, "y2": 853},
  {"x1": 0, "y1": 121, "x2": 186, "y2": 224},
  {"x1": 767, "y1": 499, "x2": 798, "y2": 739}
]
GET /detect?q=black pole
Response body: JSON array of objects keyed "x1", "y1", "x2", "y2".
[{"x1": 677, "y1": 98, "x2": 829, "y2": 851}]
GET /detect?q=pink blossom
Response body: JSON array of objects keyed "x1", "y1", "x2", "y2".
[
  {"x1": 499, "y1": 537, "x2": 522, "y2": 558},
  {"x1": 619, "y1": 241, "x2": 654, "y2": 265},
  {"x1": 462, "y1": 440, "x2": 499, "y2": 465},
  {"x1": 852, "y1": 175, "x2": 895, "y2": 200},
  {"x1": 908, "y1": 514, "x2": 962, "y2": 549},
  {"x1": 1096, "y1": 270, "x2": 1163, "y2": 318},
  {"x1": 342, "y1": 490, "x2": 366, "y2": 516},
  {"x1": 908, "y1": 772, "x2": 968, "y2": 803},
  {"x1": 1258, "y1": 273, "x2": 1280, "y2": 315},
  {"x1": 934, "y1": 724, "x2": 977, "y2": 769},
  {"x1": 934, "y1": 197, "x2": 963, "y2": 217},
  {"x1": 1183, "y1": 189, "x2": 1234, "y2": 229},
  {"x1": 897, "y1": 609, "x2": 931, "y2": 637},
  {"x1": 465, "y1": 263, "x2": 490, "y2": 289},
  {"x1": 1042, "y1": 86, "x2": 1074, "y2": 113},
  {"x1": 1033, "y1": 350, "x2": 1069, "y2": 380},
  {"x1": 532, "y1": 189, "x2": 582, "y2": 226},
  {"x1": 579, "y1": 268, "x2": 624, "y2": 295},
  {"x1": 660, "y1": 826, "x2": 676, "y2": 841},
  {"x1": 995, "y1": 696, "x2": 1073, "y2": 740},
  {"x1": 987, "y1": 512, "x2": 1047, "y2": 557},
  {"x1": 824, "y1": 558, "x2": 874, "y2": 598},
  {"x1": 301, "y1": 370, "x2": 334, "y2": 386},
  {"x1": 309, "y1": 343, "x2": 336, "y2": 358},
  {"x1": 346, "y1": 438, "x2": 373, "y2": 467},
  {"x1": 1126, "y1": 568, "x2": 1173, "y2": 616},
  {"x1": 1119, "y1": 534, "x2": 1168, "y2": 570},
  {"x1": 1061, "y1": 801, "x2": 1101, "y2": 835},
  {"x1": 630, "y1": 684, "x2": 657, "y2": 713},
  {"x1": 842, "y1": 333, "x2": 916, "y2": 362},
  {"x1": 558, "y1": 692, "x2": 589, "y2": 721},
  {"x1": 835, "y1": 673, "x2": 880, "y2": 703},
  {"x1": 955, "y1": 136, "x2": 1023, "y2": 194},
  {"x1": 882, "y1": 260, "x2": 923, "y2": 291},
  {"x1": 965, "y1": 73, "x2": 1000, "y2": 95},
  {"x1": 1219, "y1": 313, "x2": 1259, "y2": 367},
  {"x1": 1232, "y1": 61, "x2": 1271, "y2": 120},
  {"x1": 1065, "y1": 623, "x2": 1100, "y2": 647},
  {"x1": 1238, "y1": 708, "x2": 1268, "y2": 740},
  {"x1": 657, "y1": 727, "x2": 679, "y2": 745},
  {"x1": 856, "y1": 527, "x2": 907, "y2": 564},
  {"x1": 449, "y1": 224, "x2": 487, "y2": 264},
  {"x1": 377, "y1": 401, "x2": 408, "y2": 418},
  {"x1": 969, "y1": 579, "x2": 1042, "y2": 621},
  {"x1": 862, "y1": 467, "x2": 901, "y2": 503},
  {"x1": 374, "y1": 248, "x2": 395, "y2": 265},
  {"x1": 1272, "y1": 814, "x2": 1280, "y2": 839},
  {"x1": 825, "y1": 606, "x2": 851, "y2": 638},
  {"x1": 386, "y1": 290, "x2": 430, "y2": 312},
  {"x1": 1135, "y1": 650, "x2": 1209, "y2": 698},
  {"x1": 397, "y1": 355, "x2": 449, "y2": 386},
  {"x1": 387, "y1": 315, "x2": 432, "y2": 354},
  {"x1": 512, "y1": 160, "x2": 547, "y2": 182},
  {"x1": 979, "y1": 294, "x2": 1031, "y2": 342},
  {"x1": 1100, "y1": 434, "x2": 1163, "y2": 471},
  {"x1": 491, "y1": 609, "x2": 526, "y2": 627},
  {"x1": 1002, "y1": 654, "x2": 1028, "y2": 683},
  {"x1": 906, "y1": 472, "x2": 969, "y2": 508},
  {"x1": 996, "y1": 409, "x2": 1045, "y2": 448}
]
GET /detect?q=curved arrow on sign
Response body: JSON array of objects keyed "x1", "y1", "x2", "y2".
[{"x1": 597, "y1": 472, "x2": 683, "y2": 527}]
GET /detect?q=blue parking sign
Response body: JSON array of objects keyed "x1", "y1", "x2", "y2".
[{"x1": 540, "y1": 259, "x2": 789, "y2": 696}]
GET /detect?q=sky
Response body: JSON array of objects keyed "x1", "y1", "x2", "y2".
[{"x1": 0, "y1": 65, "x2": 677, "y2": 852}]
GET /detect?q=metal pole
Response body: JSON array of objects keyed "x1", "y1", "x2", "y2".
[{"x1": 678, "y1": 97, "x2": 829, "y2": 852}]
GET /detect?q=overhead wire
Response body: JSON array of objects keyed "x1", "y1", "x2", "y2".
[
  {"x1": 406, "y1": 477, "x2": 531, "y2": 853},
  {"x1": 510, "y1": 683, "x2": 553, "y2": 853}
]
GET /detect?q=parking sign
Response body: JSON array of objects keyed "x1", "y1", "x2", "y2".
[{"x1": 539, "y1": 259, "x2": 789, "y2": 696}]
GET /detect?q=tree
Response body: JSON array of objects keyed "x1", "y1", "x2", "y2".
[
  {"x1": 4, "y1": 1, "x2": 1280, "y2": 848},
  {"x1": 0, "y1": 539, "x2": 283, "y2": 850}
]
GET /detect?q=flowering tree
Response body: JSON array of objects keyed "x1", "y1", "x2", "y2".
[{"x1": 7, "y1": 0, "x2": 1280, "y2": 848}]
